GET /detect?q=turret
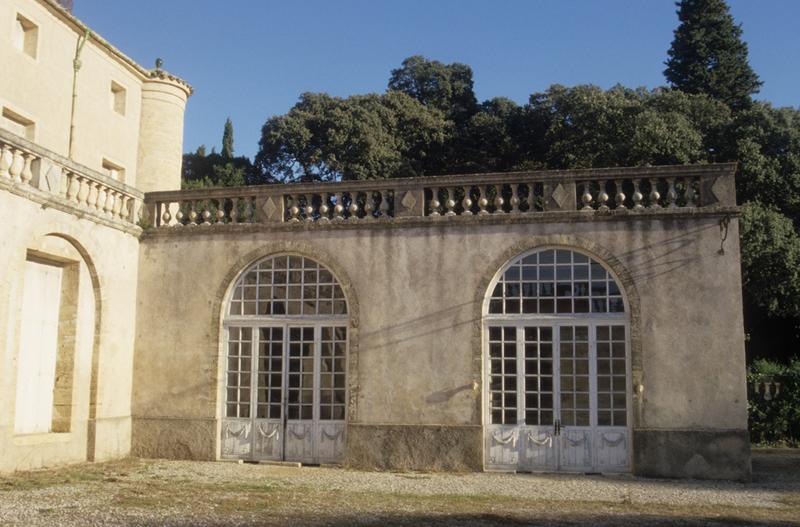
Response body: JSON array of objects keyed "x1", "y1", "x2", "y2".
[{"x1": 135, "y1": 61, "x2": 192, "y2": 192}]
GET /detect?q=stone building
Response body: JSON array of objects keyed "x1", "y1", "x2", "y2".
[{"x1": 1, "y1": 0, "x2": 750, "y2": 479}]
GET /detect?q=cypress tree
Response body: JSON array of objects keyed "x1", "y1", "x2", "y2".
[
  {"x1": 664, "y1": 0, "x2": 762, "y2": 109},
  {"x1": 222, "y1": 117, "x2": 234, "y2": 159}
]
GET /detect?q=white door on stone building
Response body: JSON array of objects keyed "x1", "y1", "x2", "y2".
[
  {"x1": 484, "y1": 248, "x2": 631, "y2": 473},
  {"x1": 221, "y1": 255, "x2": 348, "y2": 464}
]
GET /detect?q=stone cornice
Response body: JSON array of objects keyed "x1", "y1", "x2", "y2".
[
  {"x1": 140, "y1": 206, "x2": 740, "y2": 240},
  {"x1": 36, "y1": 0, "x2": 193, "y2": 95}
]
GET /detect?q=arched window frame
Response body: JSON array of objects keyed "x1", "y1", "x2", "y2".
[
  {"x1": 224, "y1": 254, "x2": 349, "y2": 326},
  {"x1": 483, "y1": 247, "x2": 629, "y2": 321}
]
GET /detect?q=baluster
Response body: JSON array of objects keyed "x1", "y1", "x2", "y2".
[
  {"x1": 120, "y1": 196, "x2": 131, "y2": 222},
  {"x1": 478, "y1": 187, "x2": 489, "y2": 215},
  {"x1": 363, "y1": 192, "x2": 375, "y2": 220},
  {"x1": 20, "y1": 153, "x2": 34, "y2": 185},
  {"x1": 580, "y1": 182, "x2": 594, "y2": 211},
  {"x1": 0, "y1": 143, "x2": 12, "y2": 178},
  {"x1": 429, "y1": 188, "x2": 441, "y2": 217},
  {"x1": 174, "y1": 204, "x2": 185, "y2": 225},
  {"x1": 493, "y1": 184, "x2": 505, "y2": 213},
  {"x1": 666, "y1": 177, "x2": 677, "y2": 208},
  {"x1": 305, "y1": 194, "x2": 316, "y2": 222},
  {"x1": 445, "y1": 187, "x2": 457, "y2": 216},
  {"x1": 188, "y1": 200, "x2": 199, "y2": 225},
  {"x1": 87, "y1": 182, "x2": 99, "y2": 211},
  {"x1": 348, "y1": 192, "x2": 360, "y2": 219},
  {"x1": 510, "y1": 184, "x2": 520, "y2": 213},
  {"x1": 161, "y1": 201, "x2": 172, "y2": 226},
  {"x1": 9, "y1": 149, "x2": 24, "y2": 182},
  {"x1": 318, "y1": 194, "x2": 331, "y2": 222},
  {"x1": 244, "y1": 197, "x2": 254, "y2": 223},
  {"x1": 110, "y1": 191, "x2": 122, "y2": 219},
  {"x1": 684, "y1": 177, "x2": 696, "y2": 207},
  {"x1": 614, "y1": 179, "x2": 626, "y2": 210},
  {"x1": 201, "y1": 200, "x2": 212, "y2": 225},
  {"x1": 214, "y1": 198, "x2": 225, "y2": 225},
  {"x1": 461, "y1": 186, "x2": 473, "y2": 215},
  {"x1": 378, "y1": 191, "x2": 390, "y2": 218},
  {"x1": 103, "y1": 188, "x2": 115, "y2": 216},
  {"x1": 94, "y1": 181, "x2": 106, "y2": 210},
  {"x1": 78, "y1": 177, "x2": 91, "y2": 207},
  {"x1": 285, "y1": 195, "x2": 298, "y2": 222},
  {"x1": 231, "y1": 197, "x2": 240, "y2": 224},
  {"x1": 597, "y1": 181, "x2": 610, "y2": 211},
  {"x1": 67, "y1": 173, "x2": 80, "y2": 202},
  {"x1": 649, "y1": 178, "x2": 661, "y2": 208},
  {"x1": 632, "y1": 179, "x2": 644, "y2": 210},
  {"x1": 333, "y1": 192, "x2": 344, "y2": 221}
]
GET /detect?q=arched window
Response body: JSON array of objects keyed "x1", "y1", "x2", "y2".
[
  {"x1": 228, "y1": 255, "x2": 347, "y2": 317},
  {"x1": 487, "y1": 248, "x2": 625, "y2": 315},
  {"x1": 483, "y1": 247, "x2": 630, "y2": 474},
  {"x1": 222, "y1": 255, "x2": 347, "y2": 465}
]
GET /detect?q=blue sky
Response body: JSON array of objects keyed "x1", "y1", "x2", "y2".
[{"x1": 73, "y1": 1, "x2": 800, "y2": 160}]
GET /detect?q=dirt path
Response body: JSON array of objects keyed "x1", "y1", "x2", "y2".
[{"x1": 1, "y1": 448, "x2": 798, "y2": 526}]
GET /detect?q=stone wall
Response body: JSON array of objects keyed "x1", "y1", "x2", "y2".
[
  {"x1": 132, "y1": 207, "x2": 749, "y2": 479},
  {"x1": 0, "y1": 0, "x2": 190, "y2": 191},
  {"x1": 0, "y1": 187, "x2": 140, "y2": 472}
]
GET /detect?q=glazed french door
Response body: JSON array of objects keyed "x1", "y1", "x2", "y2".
[
  {"x1": 485, "y1": 321, "x2": 630, "y2": 473},
  {"x1": 221, "y1": 324, "x2": 347, "y2": 464}
]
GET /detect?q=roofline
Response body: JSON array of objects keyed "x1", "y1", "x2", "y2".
[{"x1": 36, "y1": 0, "x2": 193, "y2": 95}]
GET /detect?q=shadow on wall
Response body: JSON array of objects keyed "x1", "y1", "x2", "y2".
[
  {"x1": 619, "y1": 222, "x2": 727, "y2": 283},
  {"x1": 358, "y1": 300, "x2": 476, "y2": 352}
]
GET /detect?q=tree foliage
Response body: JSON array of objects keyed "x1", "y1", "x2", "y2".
[
  {"x1": 248, "y1": 0, "x2": 800, "y2": 360},
  {"x1": 748, "y1": 357, "x2": 800, "y2": 445},
  {"x1": 222, "y1": 117, "x2": 235, "y2": 159},
  {"x1": 254, "y1": 91, "x2": 448, "y2": 181},
  {"x1": 182, "y1": 118, "x2": 253, "y2": 189},
  {"x1": 740, "y1": 203, "x2": 800, "y2": 318},
  {"x1": 664, "y1": 0, "x2": 762, "y2": 109}
]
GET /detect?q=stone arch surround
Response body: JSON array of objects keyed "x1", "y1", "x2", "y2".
[
  {"x1": 209, "y1": 241, "x2": 362, "y2": 436},
  {"x1": 42, "y1": 232, "x2": 104, "y2": 460},
  {"x1": 471, "y1": 234, "x2": 644, "y2": 428}
]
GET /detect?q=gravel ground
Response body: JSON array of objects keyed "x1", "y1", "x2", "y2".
[{"x1": 0, "y1": 448, "x2": 798, "y2": 526}]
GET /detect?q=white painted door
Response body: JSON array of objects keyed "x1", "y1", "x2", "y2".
[
  {"x1": 14, "y1": 260, "x2": 63, "y2": 435},
  {"x1": 485, "y1": 322, "x2": 629, "y2": 473},
  {"x1": 222, "y1": 324, "x2": 346, "y2": 464}
]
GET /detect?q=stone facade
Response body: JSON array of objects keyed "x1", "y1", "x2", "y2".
[{"x1": 0, "y1": 0, "x2": 750, "y2": 480}]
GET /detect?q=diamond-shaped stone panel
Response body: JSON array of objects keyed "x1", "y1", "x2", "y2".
[
  {"x1": 262, "y1": 196, "x2": 281, "y2": 221},
  {"x1": 400, "y1": 191, "x2": 417, "y2": 211},
  {"x1": 551, "y1": 183, "x2": 570, "y2": 209}
]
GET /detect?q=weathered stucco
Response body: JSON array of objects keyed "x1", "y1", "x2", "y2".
[
  {"x1": 0, "y1": 189, "x2": 140, "y2": 472},
  {"x1": 132, "y1": 208, "x2": 749, "y2": 479}
]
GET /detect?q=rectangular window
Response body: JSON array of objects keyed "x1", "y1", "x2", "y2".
[
  {"x1": 14, "y1": 14, "x2": 38, "y2": 59},
  {"x1": 102, "y1": 158, "x2": 125, "y2": 182},
  {"x1": 110, "y1": 81, "x2": 126, "y2": 115},
  {"x1": 1, "y1": 107, "x2": 35, "y2": 141},
  {"x1": 14, "y1": 259, "x2": 63, "y2": 434}
]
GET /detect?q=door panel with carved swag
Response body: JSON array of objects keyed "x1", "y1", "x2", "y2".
[
  {"x1": 485, "y1": 322, "x2": 629, "y2": 473},
  {"x1": 221, "y1": 255, "x2": 348, "y2": 464},
  {"x1": 484, "y1": 248, "x2": 630, "y2": 473},
  {"x1": 221, "y1": 324, "x2": 346, "y2": 464}
]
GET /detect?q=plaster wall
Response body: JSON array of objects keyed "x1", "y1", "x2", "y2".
[
  {"x1": 0, "y1": 0, "x2": 143, "y2": 184},
  {"x1": 0, "y1": 189, "x2": 139, "y2": 472},
  {"x1": 132, "y1": 212, "x2": 748, "y2": 477}
]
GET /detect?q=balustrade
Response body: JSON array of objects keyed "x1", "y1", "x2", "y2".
[
  {"x1": 144, "y1": 164, "x2": 735, "y2": 229},
  {"x1": 0, "y1": 130, "x2": 142, "y2": 226}
]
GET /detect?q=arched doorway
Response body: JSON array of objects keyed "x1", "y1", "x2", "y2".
[
  {"x1": 483, "y1": 247, "x2": 630, "y2": 473},
  {"x1": 221, "y1": 254, "x2": 348, "y2": 464}
]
